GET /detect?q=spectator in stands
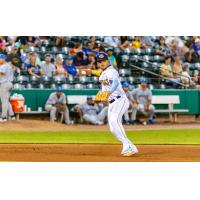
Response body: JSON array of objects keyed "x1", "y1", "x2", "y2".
[
  {"x1": 74, "y1": 51, "x2": 88, "y2": 69},
  {"x1": 45, "y1": 85, "x2": 71, "y2": 124},
  {"x1": 73, "y1": 96, "x2": 108, "y2": 125},
  {"x1": 119, "y1": 36, "x2": 130, "y2": 49},
  {"x1": 160, "y1": 56, "x2": 174, "y2": 78},
  {"x1": 40, "y1": 54, "x2": 55, "y2": 77},
  {"x1": 172, "y1": 55, "x2": 183, "y2": 78},
  {"x1": 87, "y1": 52, "x2": 97, "y2": 69},
  {"x1": 106, "y1": 47, "x2": 117, "y2": 68},
  {"x1": 55, "y1": 37, "x2": 66, "y2": 47},
  {"x1": 132, "y1": 36, "x2": 141, "y2": 49},
  {"x1": 181, "y1": 64, "x2": 195, "y2": 88},
  {"x1": 64, "y1": 56, "x2": 77, "y2": 77},
  {"x1": 154, "y1": 36, "x2": 170, "y2": 56},
  {"x1": 28, "y1": 54, "x2": 41, "y2": 77},
  {"x1": 55, "y1": 55, "x2": 68, "y2": 77},
  {"x1": 104, "y1": 36, "x2": 120, "y2": 48},
  {"x1": 160, "y1": 56, "x2": 180, "y2": 86},
  {"x1": 122, "y1": 82, "x2": 137, "y2": 125},
  {"x1": 140, "y1": 36, "x2": 153, "y2": 48},
  {"x1": 132, "y1": 77, "x2": 155, "y2": 124},
  {"x1": 7, "y1": 46, "x2": 22, "y2": 69},
  {"x1": 83, "y1": 41, "x2": 95, "y2": 56},
  {"x1": 16, "y1": 36, "x2": 39, "y2": 47},
  {"x1": 192, "y1": 38, "x2": 200, "y2": 54},
  {"x1": 69, "y1": 42, "x2": 83, "y2": 55},
  {"x1": 185, "y1": 44, "x2": 200, "y2": 63}
]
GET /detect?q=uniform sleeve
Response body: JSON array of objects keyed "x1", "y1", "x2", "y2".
[
  {"x1": 0, "y1": 66, "x2": 7, "y2": 74},
  {"x1": 107, "y1": 69, "x2": 120, "y2": 92},
  {"x1": 46, "y1": 94, "x2": 56, "y2": 105}
]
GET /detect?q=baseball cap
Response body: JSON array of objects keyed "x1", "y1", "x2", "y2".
[
  {"x1": 195, "y1": 38, "x2": 200, "y2": 43},
  {"x1": 56, "y1": 85, "x2": 63, "y2": 91},
  {"x1": 106, "y1": 47, "x2": 113, "y2": 52},
  {"x1": 96, "y1": 52, "x2": 108, "y2": 62},
  {"x1": 122, "y1": 82, "x2": 129, "y2": 87},
  {"x1": 0, "y1": 54, "x2": 7, "y2": 59},
  {"x1": 140, "y1": 77, "x2": 148, "y2": 83}
]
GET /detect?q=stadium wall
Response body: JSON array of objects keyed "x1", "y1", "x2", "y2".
[{"x1": 11, "y1": 89, "x2": 200, "y2": 114}]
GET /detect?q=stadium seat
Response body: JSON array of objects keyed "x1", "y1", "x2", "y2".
[
  {"x1": 51, "y1": 83, "x2": 56, "y2": 89},
  {"x1": 66, "y1": 76, "x2": 74, "y2": 84},
  {"x1": 41, "y1": 76, "x2": 52, "y2": 84},
  {"x1": 62, "y1": 84, "x2": 73, "y2": 89},
  {"x1": 119, "y1": 69, "x2": 131, "y2": 77},
  {"x1": 16, "y1": 75, "x2": 29, "y2": 84},
  {"x1": 145, "y1": 48, "x2": 154, "y2": 55},
  {"x1": 13, "y1": 83, "x2": 24, "y2": 90},
  {"x1": 78, "y1": 76, "x2": 89, "y2": 84},
  {"x1": 153, "y1": 55, "x2": 164, "y2": 62},
  {"x1": 119, "y1": 77, "x2": 127, "y2": 82},
  {"x1": 62, "y1": 47, "x2": 69, "y2": 54},
  {"x1": 127, "y1": 76, "x2": 136, "y2": 84},
  {"x1": 86, "y1": 83, "x2": 98, "y2": 89},
  {"x1": 40, "y1": 46, "x2": 47, "y2": 54},
  {"x1": 38, "y1": 83, "x2": 45, "y2": 89},
  {"x1": 91, "y1": 76, "x2": 99, "y2": 83},
  {"x1": 30, "y1": 76, "x2": 40, "y2": 84},
  {"x1": 53, "y1": 76, "x2": 66, "y2": 84},
  {"x1": 160, "y1": 84, "x2": 166, "y2": 89},
  {"x1": 74, "y1": 84, "x2": 86, "y2": 89}
]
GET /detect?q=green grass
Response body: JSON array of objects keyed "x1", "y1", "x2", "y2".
[{"x1": 0, "y1": 129, "x2": 200, "y2": 144}]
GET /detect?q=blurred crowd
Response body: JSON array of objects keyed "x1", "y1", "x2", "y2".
[{"x1": 0, "y1": 36, "x2": 199, "y2": 89}]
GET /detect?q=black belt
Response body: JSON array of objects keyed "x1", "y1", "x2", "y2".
[{"x1": 109, "y1": 96, "x2": 121, "y2": 104}]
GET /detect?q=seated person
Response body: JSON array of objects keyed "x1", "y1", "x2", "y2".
[
  {"x1": 45, "y1": 86, "x2": 71, "y2": 124},
  {"x1": 74, "y1": 96, "x2": 108, "y2": 125},
  {"x1": 55, "y1": 55, "x2": 68, "y2": 77},
  {"x1": 40, "y1": 54, "x2": 55, "y2": 77},
  {"x1": 106, "y1": 47, "x2": 117, "y2": 68},
  {"x1": 28, "y1": 54, "x2": 41, "y2": 77},
  {"x1": 64, "y1": 56, "x2": 77, "y2": 77},
  {"x1": 74, "y1": 51, "x2": 88, "y2": 69},
  {"x1": 154, "y1": 36, "x2": 171, "y2": 56},
  {"x1": 160, "y1": 56, "x2": 180, "y2": 86},
  {"x1": 122, "y1": 82, "x2": 137, "y2": 125},
  {"x1": 181, "y1": 64, "x2": 195, "y2": 88},
  {"x1": 132, "y1": 78, "x2": 155, "y2": 124}
]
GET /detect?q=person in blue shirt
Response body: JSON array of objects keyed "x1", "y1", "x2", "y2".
[
  {"x1": 64, "y1": 56, "x2": 77, "y2": 77},
  {"x1": 106, "y1": 47, "x2": 117, "y2": 68},
  {"x1": 192, "y1": 38, "x2": 200, "y2": 52}
]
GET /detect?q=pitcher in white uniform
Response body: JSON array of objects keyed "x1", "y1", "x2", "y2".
[{"x1": 97, "y1": 52, "x2": 138, "y2": 156}]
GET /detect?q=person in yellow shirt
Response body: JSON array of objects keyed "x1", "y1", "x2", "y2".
[
  {"x1": 160, "y1": 56, "x2": 181, "y2": 87},
  {"x1": 160, "y1": 56, "x2": 174, "y2": 78},
  {"x1": 132, "y1": 36, "x2": 141, "y2": 49}
]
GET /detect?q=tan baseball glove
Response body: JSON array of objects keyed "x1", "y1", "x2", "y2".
[{"x1": 95, "y1": 91, "x2": 110, "y2": 102}]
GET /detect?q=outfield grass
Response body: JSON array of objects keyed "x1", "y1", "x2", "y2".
[{"x1": 0, "y1": 129, "x2": 200, "y2": 144}]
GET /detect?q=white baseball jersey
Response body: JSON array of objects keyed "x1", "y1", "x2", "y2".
[{"x1": 99, "y1": 66, "x2": 125, "y2": 101}]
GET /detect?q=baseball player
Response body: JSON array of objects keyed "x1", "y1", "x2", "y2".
[
  {"x1": 96, "y1": 52, "x2": 138, "y2": 156},
  {"x1": 45, "y1": 85, "x2": 71, "y2": 124},
  {"x1": 74, "y1": 96, "x2": 108, "y2": 125},
  {"x1": 122, "y1": 82, "x2": 136, "y2": 124},
  {"x1": 132, "y1": 77, "x2": 155, "y2": 124},
  {"x1": 0, "y1": 54, "x2": 15, "y2": 122}
]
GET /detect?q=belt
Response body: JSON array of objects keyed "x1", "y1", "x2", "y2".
[{"x1": 109, "y1": 96, "x2": 121, "y2": 104}]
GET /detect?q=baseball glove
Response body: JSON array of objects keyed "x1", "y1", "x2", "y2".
[{"x1": 95, "y1": 91, "x2": 110, "y2": 102}]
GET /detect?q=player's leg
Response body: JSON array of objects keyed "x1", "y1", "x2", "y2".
[
  {"x1": 137, "y1": 104, "x2": 148, "y2": 116},
  {"x1": 45, "y1": 105, "x2": 57, "y2": 122},
  {"x1": 97, "y1": 106, "x2": 108, "y2": 123},
  {"x1": 63, "y1": 107, "x2": 71, "y2": 124},
  {"x1": 8, "y1": 102, "x2": 15, "y2": 119},
  {"x1": 123, "y1": 110, "x2": 130, "y2": 124},
  {"x1": 83, "y1": 114, "x2": 101, "y2": 125},
  {"x1": 148, "y1": 104, "x2": 156, "y2": 123},
  {"x1": 108, "y1": 96, "x2": 138, "y2": 154},
  {"x1": 0, "y1": 83, "x2": 12, "y2": 121}
]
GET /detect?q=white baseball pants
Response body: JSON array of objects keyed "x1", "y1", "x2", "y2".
[{"x1": 108, "y1": 95, "x2": 136, "y2": 151}]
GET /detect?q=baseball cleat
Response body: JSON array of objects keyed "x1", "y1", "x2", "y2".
[{"x1": 121, "y1": 146, "x2": 138, "y2": 156}]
